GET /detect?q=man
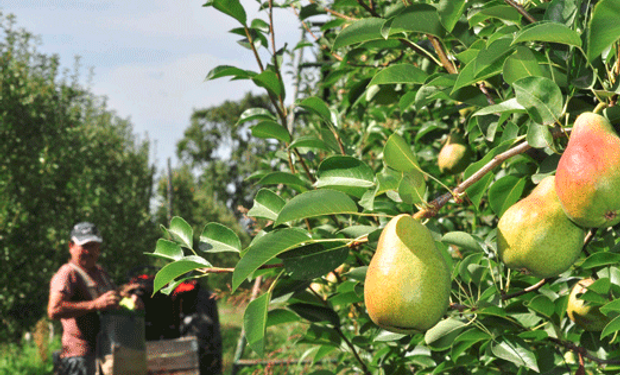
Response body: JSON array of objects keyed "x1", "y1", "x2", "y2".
[{"x1": 48, "y1": 222, "x2": 119, "y2": 375}]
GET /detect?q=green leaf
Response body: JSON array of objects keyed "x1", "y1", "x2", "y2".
[
  {"x1": 252, "y1": 70, "x2": 284, "y2": 97},
  {"x1": 469, "y1": 5, "x2": 521, "y2": 24},
  {"x1": 581, "y1": 253, "x2": 620, "y2": 269},
  {"x1": 601, "y1": 299, "x2": 620, "y2": 316},
  {"x1": 383, "y1": 133, "x2": 421, "y2": 172},
  {"x1": 199, "y1": 222, "x2": 241, "y2": 253},
  {"x1": 205, "y1": 65, "x2": 256, "y2": 81},
  {"x1": 333, "y1": 18, "x2": 385, "y2": 49},
  {"x1": 489, "y1": 176, "x2": 526, "y2": 217},
  {"x1": 169, "y1": 216, "x2": 193, "y2": 249},
  {"x1": 210, "y1": 0, "x2": 247, "y2": 25},
  {"x1": 275, "y1": 189, "x2": 358, "y2": 226},
  {"x1": 280, "y1": 243, "x2": 348, "y2": 280},
  {"x1": 436, "y1": 0, "x2": 466, "y2": 32},
  {"x1": 424, "y1": 318, "x2": 467, "y2": 351},
  {"x1": 513, "y1": 21, "x2": 582, "y2": 47},
  {"x1": 247, "y1": 189, "x2": 286, "y2": 221},
  {"x1": 289, "y1": 136, "x2": 332, "y2": 152},
  {"x1": 368, "y1": 64, "x2": 428, "y2": 86},
  {"x1": 386, "y1": 4, "x2": 446, "y2": 38},
  {"x1": 527, "y1": 122, "x2": 554, "y2": 148},
  {"x1": 153, "y1": 256, "x2": 212, "y2": 294},
  {"x1": 503, "y1": 47, "x2": 545, "y2": 85},
  {"x1": 473, "y1": 98, "x2": 525, "y2": 116},
  {"x1": 513, "y1": 76, "x2": 563, "y2": 125},
  {"x1": 453, "y1": 37, "x2": 514, "y2": 91},
  {"x1": 289, "y1": 303, "x2": 340, "y2": 326},
  {"x1": 266, "y1": 309, "x2": 300, "y2": 327},
  {"x1": 250, "y1": 120, "x2": 291, "y2": 143},
  {"x1": 257, "y1": 172, "x2": 310, "y2": 190},
  {"x1": 587, "y1": 0, "x2": 620, "y2": 62},
  {"x1": 315, "y1": 156, "x2": 375, "y2": 197},
  {"x1": 491, "y1": 337, "x2": 540, "y2": 372},
  {"x1": 544, "y1": 0, "x2": 578, "y2": 25},
  {"x1": 148, "y1": 239, "x2": 184, "y2": 261},
  {"x1": 232, "y1": 228, "x2": 311, "y2": 291},
  {"x1": 441, "y1": 232, "x2": 484, "y2": 253},
  {"x1": 298, "y1": 97, "x2": 335, "y2": 126},
  {"x1": 466, "y1": 173, "x2": 494, "y2": 209},
  {"x1": 527, "y1": 295, "x2": 555, "y2": 318},
  {"x1": 236, "y1": 107, "x2": 276, "y2": 126},
  {"x1": 397, "y1": 170, "x2": 427, "y2": 205},
  {"x1": 244, "y1": 292, "x2": 270, "y2": 356},
  {"x1": 601, "y1": 315, "x2": 620, "y2": 339}
]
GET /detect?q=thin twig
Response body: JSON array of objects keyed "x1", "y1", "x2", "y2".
[
  {"x1": 501, "y1": 279, "x2": 547, "y2": 300},
  {"x1": 504, "y1": 0, "x2": 537, "y2": 24},
  {"x1": 198, "y1": 263, "x2": 283, "y2": 274},
  {"x1": 309, "y1": 0, "x2": 358, "y2": 21}
]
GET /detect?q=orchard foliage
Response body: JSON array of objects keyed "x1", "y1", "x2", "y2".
[
  {"x1": 0, "y1": 14, "x2": 158, "y2": 339},
  {"x1": 152, "y1": 0, "x2": 620, "y2": 374}
]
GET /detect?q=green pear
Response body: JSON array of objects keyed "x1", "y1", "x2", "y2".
[
  {"x1": 497, "y1": 176, "x2": 586, "y2": 278},
  {"x1": 567, "y1": 278, "x2": 610, "y2": 331},
  {"x1": 555, "y1": 112, "x2": 620, "y2": 228},
  {"x1": 119, "y1": 296, "x2": 137, "y2": 311},
  {"x1": 437, "y1": 133, "x2": 473, "y2": 174},
  {"x1": 364, "y1": 214, "x2": 451, "y2": 334}
]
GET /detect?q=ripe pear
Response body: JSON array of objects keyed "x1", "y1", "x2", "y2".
[
  {"x1": 437, "y1": 133, "x2": 473, "y2": 174},
  {"x1": 567, "y1": 278, "x2": 610, "y2": 331},
  {"x1": 555, "y1": 112, "x2": 620, "y2": 228},
  {"x1": 497, "y1": 176, "x2": 586, "y2": 278},
  {"x1": 364, "y1": 214, "x2": 451, "y2": 334}
]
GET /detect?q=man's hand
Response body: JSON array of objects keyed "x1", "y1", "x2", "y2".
[{"x1": 91, "y1": 290, "x2": 120, "y2": 311}]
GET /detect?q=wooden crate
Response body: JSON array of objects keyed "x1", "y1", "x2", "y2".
[{"x1": 146, "y1": 336, "x2": 199, "y2": 375}]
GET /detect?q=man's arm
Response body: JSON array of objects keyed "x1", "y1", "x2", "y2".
[{"x1": 48, "y1": 290, "x2": 120, "y2": 320}]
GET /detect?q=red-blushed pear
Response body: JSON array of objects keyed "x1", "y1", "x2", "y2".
[
  {"x1": 567, "y1": 278, "x2": 610, "y2": 332},
  {"x1": 497, "y1": 176, "x2": 586, "y2": 278},
  {"x1": 364, "y1": 214, "x2": 451, "y2": 334},
  {"x1": 555, "y1": 112, "x2": 620, "y2": 228}
]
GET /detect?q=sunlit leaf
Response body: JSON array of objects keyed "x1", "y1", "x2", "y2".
[
  {"x1": 153, "y1": 256, "x2": 212, "y2": 294},
  {"x1": 513, "y1": 76, "x2": 563, "y2": 125},
  {"x1": 232, "y1": 228, "x2": 311, "y2": 291},
  {"x1": 513, "y1": 21, "x2": 582, "y2": 47},
  {"x1": 198, "y1": 222, "x2": 241, "y2": 253},
  {"x1": 169, "y1": 216, "x2": 193, "y2": 249},
  {"x1": 275, "y1": 189, "x2": 358, "y2": 226},
  {"x1": 247, "y1": 189, "x2": 286, "y2": 221},
  {"x1": 333, "y1": 18, "x2": 385, "y2": 49}
]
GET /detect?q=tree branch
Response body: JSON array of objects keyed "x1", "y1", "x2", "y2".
[{"x1": 427, "y1": 34, "x2": 457, "y2": 74}]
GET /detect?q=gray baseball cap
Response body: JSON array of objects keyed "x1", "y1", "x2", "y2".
[{"x1": 70, "y1": 222, "x2": 103, "y2": 245}]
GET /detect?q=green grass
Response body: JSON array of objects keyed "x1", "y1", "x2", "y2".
[
  {"x1": 0, "y1": 335, "x2": 61, "y2": 375},
  {"x1": 1, "y1": 300, "x2": 336, "y2": 375}
]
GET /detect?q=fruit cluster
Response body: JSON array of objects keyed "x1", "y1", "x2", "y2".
[{"x1": 364, "y1": 112, "x2": 620, "y2": 334}]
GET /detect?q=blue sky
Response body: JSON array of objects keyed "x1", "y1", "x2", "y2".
[{"x1": 2, "y1": 0, "x2": 302, "y2": 172}]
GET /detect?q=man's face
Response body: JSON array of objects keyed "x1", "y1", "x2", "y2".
[{"x1": 69, "y1": 241, "x2": 101, "y2": 270}]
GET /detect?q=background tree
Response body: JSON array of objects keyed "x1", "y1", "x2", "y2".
[
  {"x1": 176, "y1": 92, "x2": 275, "y2": 215},
  {"x1": 0, "y1": 13, "x2": 159, "y2": 340}
]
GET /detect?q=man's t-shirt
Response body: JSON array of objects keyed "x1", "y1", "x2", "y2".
[{"x1": 49, "y1": 263, "x2": 114, "y2": 358}]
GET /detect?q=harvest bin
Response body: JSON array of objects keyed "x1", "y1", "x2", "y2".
[{"x1": 97, "y1": 311, "x2": 148, "y2": 375}]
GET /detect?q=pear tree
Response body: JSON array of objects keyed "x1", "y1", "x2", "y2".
[{"x1": 152, "y1": 1, "x2": 620, "y2": 374}]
